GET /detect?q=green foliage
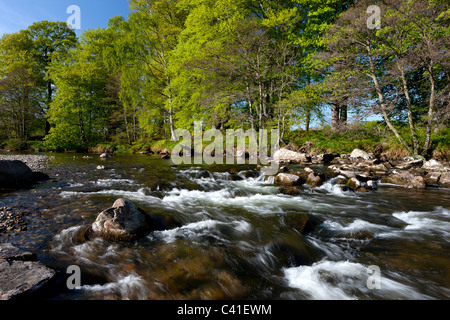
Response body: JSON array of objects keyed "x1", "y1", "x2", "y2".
[{"x1": 0, "y1": 1, "x2": 448, "y2": 158}]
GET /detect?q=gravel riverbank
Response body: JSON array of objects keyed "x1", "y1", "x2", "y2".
[{"x1": 0, "y1": 154, "x2": 54, "y2": 172}]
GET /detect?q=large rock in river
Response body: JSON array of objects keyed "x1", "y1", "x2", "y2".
[
  {"x1": 439, "y1": 172, "x2": 450, "y2": 188},
  {"x1": 275, "y1": 173, "x2": 304, "y2": 186},
  {"x1": 89, "y1": 198, "x2": 180, "y2": 241},
  {"x1": 90, "y1": 198, "x2": 153, "y2": 241}
]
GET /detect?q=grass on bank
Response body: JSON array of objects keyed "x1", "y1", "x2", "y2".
[
  {"x1": 2, "y1": 121, "x2": 449, "y2": 160},
  {"x1": 285, "y1": 121, "x2": 450, "y2": 160}
]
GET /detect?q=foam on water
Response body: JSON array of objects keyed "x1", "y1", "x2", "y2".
[
  {"x1": 392, "y1": 207, "x2": 450, "y2": 239},
  {"x1": 315, "y1": 177, "x2": 356, "y2": 197},
  {"x1": 150, "y1": 218, "x2": 251, "y2": 244},
  {"x1": 94, "y1": 178, "x2": 136, "y2": 187},
  {"x1": 162, "y1": 188, "x2": 314, "y2": 215},
  {"x1": 283, "y1": 260, "x2": 430, "y2": 300},
  {"x1": 60, "y1": 188, "x2": 161, "y2": 204},
  {"x1": 81, "y1": 272, "x2": 148, "y2": 300},
  {"x1": 321, "y1": 218, "x2": 392, "y2": 234}
]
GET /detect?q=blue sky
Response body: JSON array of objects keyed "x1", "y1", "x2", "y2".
[{"x1": 0, "y1": 0, "x2": 130, "y2": 36}]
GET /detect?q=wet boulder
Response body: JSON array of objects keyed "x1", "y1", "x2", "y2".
[
  {"x1": 312, "y1": 153, "x2": 335, "y2": 164},
  {"x1": 278, "y1": 186, "x2": 300, "y2": 196},
  {"x1": 275, "y1": 173, "x2": 304, "y2": 186},
  {"x1": 306, "y1": 172, "x2": 325, "y2": 187},
  {"x1": 0, "y1": 160, "x2": 34, "y2": 187},
  {"x1": 366, "y1": 180, "x2": 378, "y2": 190},
  {"x1": 0, "y1": 260, "x2": 56, "y2": 300},
  {"x1": 439, "y1": 172, "x2": 450, "y2": 188},
  {"x1": 89, "y1": 198, "x2": 179, "y2": 241},
  {"x1": 284, "y1": 213, "x2": 316, "y2": 235},
  {"x1": 424, "y1": 172, "x2": 441, "y2": 187}
]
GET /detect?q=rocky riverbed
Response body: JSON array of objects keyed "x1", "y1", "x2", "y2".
[{"x1": 272, "y1": 147, "x2": 450, "y2": 191}]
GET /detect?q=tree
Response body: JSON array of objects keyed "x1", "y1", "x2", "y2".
[
  {"x1": 128, "y1": 0, "x2": 189, "y2": 141},
  {"x1": 0, "y1": 31, "x2": 41, "y2": 146},
  {"x1": 320, "y1": 0, "x2": 449, "y2": 156},
  {"x1": 25, "y1": 21, "x2": 77, "y2": 135},
  {"x1": 377, "y1": 0, "x2": 449, "y2": 155},
  {"x1": 170, "y1": 0, "x2": 303, "y2": 139},
  {"x1": 45, "y1": 31, "x2": 110, "y2": 151},
  {"x1": 295, "y1": 0, "x2": 356, "y2": 132}
]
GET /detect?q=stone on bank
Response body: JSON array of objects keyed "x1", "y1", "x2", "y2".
[{"x1": 0, "y1": 243, "x2": 55, "y2": 300}]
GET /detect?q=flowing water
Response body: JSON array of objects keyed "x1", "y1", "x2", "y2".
[{"x1": 1, "y1": 152, "x2": 450, "y2": 300}]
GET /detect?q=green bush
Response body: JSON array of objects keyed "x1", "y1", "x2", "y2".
[{"x1": 5, "y1": 139, "x2": 28, "y2": 151}]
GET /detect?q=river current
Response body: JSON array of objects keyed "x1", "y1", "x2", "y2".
[{"x1": 1, "y1": 153, "x2": 449, "y2": 300}]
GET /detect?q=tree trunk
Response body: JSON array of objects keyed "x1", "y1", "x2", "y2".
[
  {"x1": 340, "y1": 102, "x2": 347, "y2": 127},
  {"x1": 398, "y1": 63, "x2": 419, "y2": 155},
  {"x1": 368, "y1": 48, "x2": 411, "y2": 154},
  {"x1": 169, "y1": 104, "x2": 176, "y2": 142},
  {"x1": 305, "y1": 109, "x2": 311, "y2": 132},
  {"x1": 424, "y1": 64, "x2": 436, "y2": 155},
  {"x1": 124, "y1": 111, "x2": 130, "y2": 145},
  {"x1": 45, "y1": 80, "x2": 52, "y2": 135},
  {"x1": 245, "y1": 79, "x2": 255, "y2": 130},
  {"x1": 78, "y1": 108, "x2": 86, "y2": 149},
  {"x1": 331, "y1": 102, "x2": 340, "y2": 130}
]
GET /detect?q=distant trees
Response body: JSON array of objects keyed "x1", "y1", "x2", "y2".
[
  {"x1": 0, "y1": 21, "x2": 76, "y2": 148},
  {"x1": 25, "y1": 21, "x2": 77, "y2": 135},
  {"x1": 0, "y1": 31, "x2": 41, "y2": 147},
  {"x1": 45, "y1": 29, "x2": 110, "y2": 151}
]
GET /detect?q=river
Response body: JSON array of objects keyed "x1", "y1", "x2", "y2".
[{"x1": 1, "y1": 152, "x2": 449, "y2": 300}]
